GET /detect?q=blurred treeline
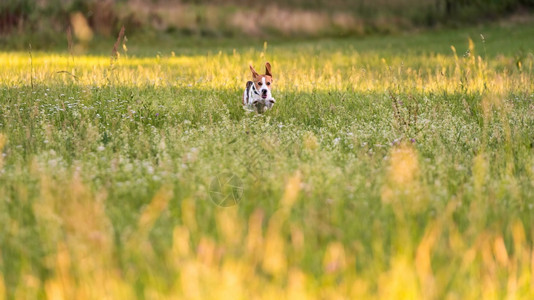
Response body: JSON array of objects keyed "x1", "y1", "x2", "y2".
[{"x1": 1, "y1": 0, "x2": 533, "y2": 41}]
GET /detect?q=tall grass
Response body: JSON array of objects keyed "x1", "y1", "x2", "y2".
[{"x1": 0, "y1": 25, "x2": 534, "y2": 299}]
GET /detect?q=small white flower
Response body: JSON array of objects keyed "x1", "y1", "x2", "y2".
[
  {"x1": 97, "y1": 145, "x2": 105, "y2": 152},
  {"x1": 48, "y1": 159, "x2": 57, "y2": 167}
]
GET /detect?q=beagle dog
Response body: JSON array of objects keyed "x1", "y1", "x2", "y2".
[{"x1": 242, "y1": 62, "x2": 275, "y2": 113}]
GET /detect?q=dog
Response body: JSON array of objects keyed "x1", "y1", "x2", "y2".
[{"x1": 242, "y1": 62, "x2": 276, "y2": 114}]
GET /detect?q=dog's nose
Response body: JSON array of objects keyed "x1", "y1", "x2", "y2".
[{"x1": 261, "y1": 89, "x2": 267, "y2": 95}]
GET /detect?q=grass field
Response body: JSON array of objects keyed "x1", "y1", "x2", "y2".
[{"x1": 1, "y1": 22, "x2": 534, "y2": 299}]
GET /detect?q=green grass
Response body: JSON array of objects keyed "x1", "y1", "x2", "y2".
[{"x1": 0, "y1": 22, "x2": 534, "y2": 299}]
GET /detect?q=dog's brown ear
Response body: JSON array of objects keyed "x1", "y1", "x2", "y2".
[
  {"x1": 265, "y1": 62, "x2": 272, "y2": 77},
  {"x1": 250, "y1": 65, "x2": 259, "y2": 79}
]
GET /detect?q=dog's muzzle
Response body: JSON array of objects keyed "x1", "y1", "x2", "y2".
[{"x1": 261, "y1": 89, "x2": 268, "y2": 99}]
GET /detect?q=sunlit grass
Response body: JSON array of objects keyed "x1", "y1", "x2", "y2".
[{"x1": 0, "y1": 26, "x2": 534, "y2": 299}]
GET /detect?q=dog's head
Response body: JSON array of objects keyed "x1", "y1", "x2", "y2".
[{"x1": 250, "y1": 62, "x2": 273, "y2": 101}]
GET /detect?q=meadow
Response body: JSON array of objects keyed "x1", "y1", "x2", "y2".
[{"x1": 1, "y1": 22, "x2": 534, "y2": 299}]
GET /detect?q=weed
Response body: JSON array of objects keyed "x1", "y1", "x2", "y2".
[{"x1": 0, "y1": 24, "x2": 533, "y2": 299}]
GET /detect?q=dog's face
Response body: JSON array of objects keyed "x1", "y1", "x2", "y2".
[{"x1": 250, "y1": 62, "x2": 273, "y2": 101}]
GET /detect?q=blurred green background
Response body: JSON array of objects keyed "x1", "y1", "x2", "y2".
[{"x1": 1, "y1": 0, "x2": 534, "y2": 50}]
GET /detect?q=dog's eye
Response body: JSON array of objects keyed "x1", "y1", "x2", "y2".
[
  {"x1": 266, "y1": 82, "x2": 271, "y2": 85},
  {"x1": 258, "y1": 82, "x2": 262, "y2": 86}
]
